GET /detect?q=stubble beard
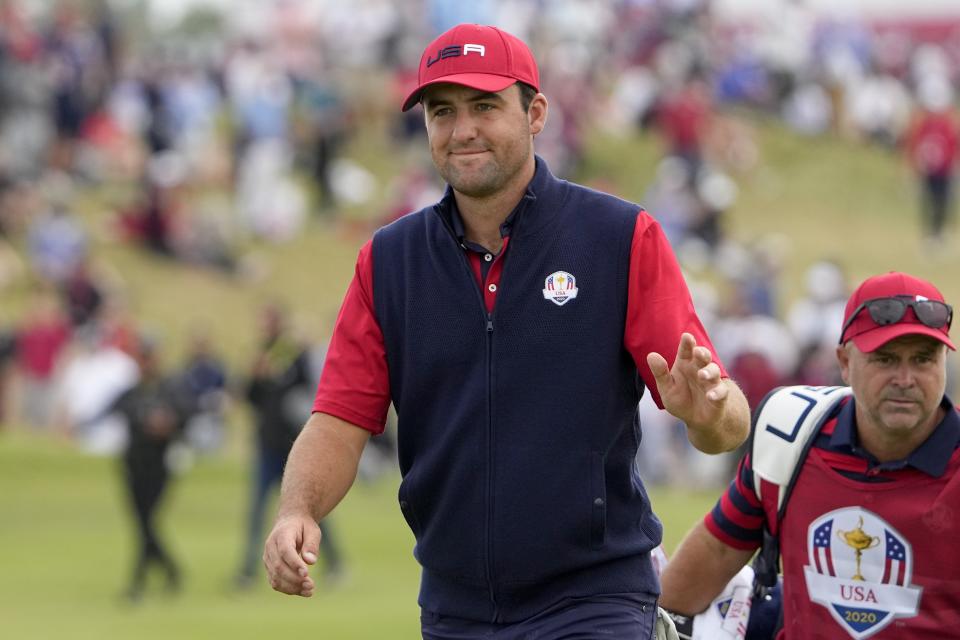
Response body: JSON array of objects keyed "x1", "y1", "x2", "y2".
[
  {"x1": 440, "y1": 157, "x2": 504, "y2": 198},
  {"x1": 871, "y1": 395, "x2": 931, "y2": 436},
  {"x1": 435, "y1": 129, "x2": 531, "y2": 198}
]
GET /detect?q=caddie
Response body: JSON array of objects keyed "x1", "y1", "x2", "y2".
[{"x1": 660, "y1": 271, "x2": 960, "y2": 639}]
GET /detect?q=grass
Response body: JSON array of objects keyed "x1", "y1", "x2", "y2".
[{"x1": 0, "y1": 429, "x2": 715, "y2": 639}]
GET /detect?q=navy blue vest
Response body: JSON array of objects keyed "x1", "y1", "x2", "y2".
[{"x1": 372, "y1": 158, "x2": 663, "y2": 623}]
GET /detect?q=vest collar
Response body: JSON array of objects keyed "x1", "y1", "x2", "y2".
[
  {"x1": 830, "y1": 395, "x2": 960, "y2": 477},
  {"x1": 435, "y1": 155, "x2": 559, "y2": 240}
]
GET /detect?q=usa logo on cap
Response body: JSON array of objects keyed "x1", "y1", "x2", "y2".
[
  {"x1": 543, "y1": 271, "x2": 578, "y2": 306},
  {"x1": 401, "y1": 23, "x2": 540, "y2": 112}
]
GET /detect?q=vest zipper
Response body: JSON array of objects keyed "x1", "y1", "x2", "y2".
[
  {"x1": 451, "y1": 232, "x2": 500, "y2": 620},
  {"x1": 485, "y1": 310, "x2": 498, "y2": 620},
  {"x1": 481, "y1": 200, "x2": 529, "y2": 622},
  {"x1": 441, "y1": 200, "x2": 532, "y2": 622}
]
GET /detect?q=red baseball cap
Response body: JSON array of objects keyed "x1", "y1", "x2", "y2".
[
  {"x1": 401, "y1": 23, "x2": 540, "y2": 112},
  {"x1": 840, "y1": 271, "x2": 955, "y2": 352}
]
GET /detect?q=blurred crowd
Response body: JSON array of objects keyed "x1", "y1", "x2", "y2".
[{"x1": 1, "y1": 0, "x2": 959, "y2": 490}]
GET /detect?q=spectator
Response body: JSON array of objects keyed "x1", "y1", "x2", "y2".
[
  {"x1": 26, "y1": 179, "x2": 87, "y2": 284},
  {"x1": 53, "y1": 324, "x2": 140, "y2": 454},
  {"x1": 179, "y1": 329, "x2": 229, "y2": 454},
  {"x1": 652, "y1": 71, "x2": 713, "y2": 175},
  {"x1": 787, "y1": 259, "x2": 849, "y2": 385},
  {"x1": 0, "y1": 324, "x2": 17, "y2": 425},
  {"x1": 234, "y1": 303, "x2": 343, "y2": 589},
  {"x1": 787, "y1": 259, "x2": 849, "y2": 357},
  {"x1": 60, "y1": 258, "x2": 105, "y2": 328},
  {"x1": 12, "y1": 290, "x2": 72, "y2": 428},
  {"x1": 904, "y1": 76, "x2": 959, "y2": 248},
  {"x1": 291, "y1": 64, "x2": 351, "y2": 216},
  {"x1": 109, "y1": 337, "x2": 192, "y2": 603}
]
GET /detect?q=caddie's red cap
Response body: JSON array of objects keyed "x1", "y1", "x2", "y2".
[
  {"x1": 840, "y1": 271, "x2": 955, "y2": 352},
  {"x1": 401, "y1": 23, "x2": 540, "y2": 112}
]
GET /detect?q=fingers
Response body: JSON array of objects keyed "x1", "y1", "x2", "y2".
[
  {"x1": 670, "y1": 333, "x2": 727, "y2": 400},
  {"x1": 266, "y1": 537, "x2": 311, "y2": 596},
  {"x1": 263, "y1": 518, "x2": 318, "y2": 597},
  {"x1": 677, "y1": 333, "x2": 713, "y2": 365},
  {"x1": 651, "y1": 334, "x2": 725, "y2": 401},
  {"x1": 692, "y1": 345, "x2": 713, "y2": 368},
  {"x1": 697, "y1": 361, "x2": 721, "y2": 384},
  {"x1": 269, "y1": 557, "x2": 315, "y2": 597},
  {"x1": 649, "y1": 335, "x2": 708, "y2": 391},
  {"x1": 675, "y1": 332, "x2": 696, "y2": 362},
  {"x1": 697, "y1": 363, "x2": 727, "y2": 402},
  {"x1": 301, "y1": 522, "x2": 321, "y2": 566},
  {"x1": 646, "y1": 351, "x2": 670, "y2": 381}
]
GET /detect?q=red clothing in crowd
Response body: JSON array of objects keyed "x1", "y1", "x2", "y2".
[
  {"x1": 906, "y1": 110, "x2": 960, "y2": 177},
  {"x1": 16, "y1": 319, "x2": 71, "y2": 379},
  {"x1": 656, "y1": 83, "x2": 712, "y2": 159}
]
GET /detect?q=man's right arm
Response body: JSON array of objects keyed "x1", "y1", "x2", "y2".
[
  {"x1": 658, "y1": 521, "x2": 756, "y2": 616},
  {"x1": 263, "y1": 411, "x2": 371, "y2": 597}
]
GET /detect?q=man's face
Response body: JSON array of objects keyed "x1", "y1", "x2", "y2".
[
  {"x1": 838, "y1": 334, "x2": 947, "y2": 442},
  {"x1": 422, "y1": 83, "x2": 546, "y2": 198}
]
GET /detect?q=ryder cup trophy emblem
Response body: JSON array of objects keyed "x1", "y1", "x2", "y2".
[
  {"x1": 803, "y1": 507, "x2": 922, "y2": 639},
  {"x1": 543, "y1": 271, "x2": 578, "y2": 306},
  {"x1": 837, "y1": 516, "x2": 880, "y2": 581}
]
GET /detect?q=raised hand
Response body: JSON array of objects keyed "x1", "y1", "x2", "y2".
[{"x1": 646, "y1": 332, "x2": 732, "y2": 443}]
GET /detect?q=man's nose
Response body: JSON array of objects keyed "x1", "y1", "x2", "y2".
[
  {"x1": 891, "y1": 362, "x2": 917, "y2": 387},
  {"x1": 451, "y1": 111, "x2": 479, "y2": 142}
]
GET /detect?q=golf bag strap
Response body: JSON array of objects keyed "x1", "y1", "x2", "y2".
[{"x1": 749, "y1": 385, "x2": 851, "y2": 592}]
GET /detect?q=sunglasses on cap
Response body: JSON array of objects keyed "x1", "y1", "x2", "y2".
[{"x1": 840, "y1": 295, "x2": 953, "y2": 343}]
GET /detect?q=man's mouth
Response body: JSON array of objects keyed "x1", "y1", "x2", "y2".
[{"x1": 883, "y1": 397, "x2": 917, "y2": 408}]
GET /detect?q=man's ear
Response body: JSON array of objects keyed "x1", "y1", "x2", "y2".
[
  {"x1": 836, "y1": 344, "x2": 851, "y2": 384},
  {"x1": 528, "y1": 93, "x2": 548, "y2": 137}
]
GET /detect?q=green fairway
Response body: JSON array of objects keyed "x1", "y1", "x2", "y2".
[{"x1": 0, "y1": 430, "x2": 714, "y2": 639}]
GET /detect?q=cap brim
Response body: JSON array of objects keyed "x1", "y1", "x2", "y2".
[
  {"x1": 401, "y1": 73, "x2": 519, "y2": 111},
  {"x1": 850, "y1": 323, "x2": 956, "y2": 353}
]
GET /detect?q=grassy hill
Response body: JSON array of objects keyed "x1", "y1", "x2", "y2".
[
  {"x1": 5, "y1": 114, "x2": 957, "y2": 370},
  {"x1": 581, "y1": 117, "x2": 960, "y2": 304}
]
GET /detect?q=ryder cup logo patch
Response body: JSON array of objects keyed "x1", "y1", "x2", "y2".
[
  {"x1": 543, "y1": 271, "x2": 578, "y2": 306},
  {"x1": 803, "y1": 507, "x2": 922, "y2": 639}
]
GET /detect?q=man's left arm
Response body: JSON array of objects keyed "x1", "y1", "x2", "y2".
[
  {"x1": 624, "y1": 214, "x2": 749, "y2": 453},
  {"x1": 647, "y1": 332, "x2": 750, "y2": 453}
]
